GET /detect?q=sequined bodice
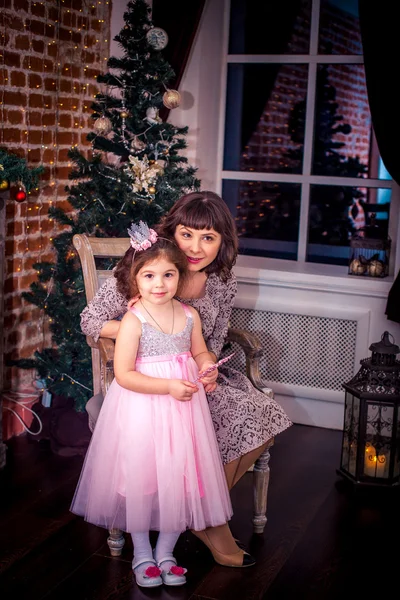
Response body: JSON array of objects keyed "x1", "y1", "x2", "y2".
[{"x1": 136, "y1": 317, "x2": 193, "y2": 358}]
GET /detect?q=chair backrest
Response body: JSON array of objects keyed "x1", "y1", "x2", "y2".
[
  {"x1": 73, "y1": 235, "x2": 130, "y2": 303},
  {"x1": 72, "y1": 234, "x2": 130, "y2": 395}
]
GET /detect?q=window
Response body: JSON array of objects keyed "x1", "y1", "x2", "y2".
[{"x1": 220, "y1": 0, "x2": 393, "y2": 267}]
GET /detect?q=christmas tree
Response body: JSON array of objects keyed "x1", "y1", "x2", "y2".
[{"x1": 15, "y1": 0, "x2": 200, "y2": 410}]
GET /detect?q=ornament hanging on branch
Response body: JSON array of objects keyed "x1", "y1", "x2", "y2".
[
  {"x1": 145, "y1": 106, "x2": 162, "y2": 125},
  {"x1": 15, "y1": 185, "x2": 27, "y2": 202},
  {"x1": 0, "y1": 164, "x2": 8, "y2": 190},
  {"x1": 146, "y1": 26, "x2": 168, "y2": 50},
  {"x1": 93, "y1": 115, "x2": 112, "y2": 135},
  {"x1": 163, "y1": 89, "x2": 181, "y2": 109},
  {"x1": 131, "y1": 136, "x2": 146, "y2": 152},
  {"x1": 126, "y1": 154, "x2": 164, "y2": 194}
]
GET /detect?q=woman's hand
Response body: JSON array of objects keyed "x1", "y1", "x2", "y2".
[
  {"x1": 168, "y1": 379, "x2": 198, "y2": 402},
  {"x1": 127, "y1": 295, "x2": 140, "y2": 310}
]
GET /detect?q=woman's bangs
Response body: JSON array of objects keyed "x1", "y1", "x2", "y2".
[{"x1": 180, "y1": 203, "x2": 220, "y2": 232}]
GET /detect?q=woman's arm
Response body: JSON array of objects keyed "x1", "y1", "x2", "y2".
[
  {"x1": 206, "y1": 273, "x2": 237, "y2": 359},
  {"x1": 80, "y1": 276, "x2": 128, "y2": 341},
  {"x1": 114, "y1": 312, "x2": 198, "y2": 401}
]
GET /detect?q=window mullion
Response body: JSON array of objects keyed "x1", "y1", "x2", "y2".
[{"x1": 298, "y1": 60, "x2": 317, "y2": 262}]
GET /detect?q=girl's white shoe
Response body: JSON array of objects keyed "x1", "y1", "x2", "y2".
[
  {"x1": 132, "y1": 558, "x2": 163, "y2": 588},
  {"x1": 157, "y1": 556, "x2": 187, "y2": 586}
]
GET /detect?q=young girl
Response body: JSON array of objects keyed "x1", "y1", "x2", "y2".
[{"x1": 71, "y1": 222, "x2": 233, "y2": 588}]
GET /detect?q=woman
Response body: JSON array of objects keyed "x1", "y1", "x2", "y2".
[{"x1": 80, "y1": 191, "x2": 292, "y2": 567}]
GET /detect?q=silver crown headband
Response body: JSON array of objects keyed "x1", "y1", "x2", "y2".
[{"x1": 127, "y1": 221, "x2": 158, "y2": 252}]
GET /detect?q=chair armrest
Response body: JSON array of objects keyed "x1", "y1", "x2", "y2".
[
  {"x1": 86, "y1": 334, "x2": 99, "y2": 349},
  {"x1": 227, "y1": 327, "x2": 274, "y2": 397},
  {"x1": 98, "y1": 337, "x2": 116, "y2": 395}
]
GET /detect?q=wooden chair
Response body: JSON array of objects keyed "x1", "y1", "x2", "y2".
[{"x1": 73, "y1": 233, "x2": 274, "y2": 557}]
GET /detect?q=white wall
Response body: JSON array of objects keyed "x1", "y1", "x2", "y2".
[{"x1": 169, "y1": 0, "x2": 226, "y2": 190}]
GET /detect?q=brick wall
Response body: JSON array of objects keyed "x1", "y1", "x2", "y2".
[{"x1": 1, "y1": 0, "x2": 111, "y2": 400}]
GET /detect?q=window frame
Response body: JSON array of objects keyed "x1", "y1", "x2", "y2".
[{"x1": 216, "y1": 0, "x2": 400, "y2": 278}]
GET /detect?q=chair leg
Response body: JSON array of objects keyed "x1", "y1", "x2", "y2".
[
  {"x1": 252, "y1": 438, "x2": 274, "y2": 534},
  {"x1": 107, "y1": 528, "x2": 125, "y2": 556}
]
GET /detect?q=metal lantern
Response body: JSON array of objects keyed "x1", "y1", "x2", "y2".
[
  {"x1": 348, "y1": 214, "x2": 391, "y2": 278},
  {"x1": 338, "y1": 331, "x2": 400, "y2": 487}
]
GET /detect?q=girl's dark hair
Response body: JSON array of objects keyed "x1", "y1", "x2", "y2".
[
  {"x1": 114, "y1": 238, "x2": 188, "y2": 300},
  {"x1": 156, "y1": 191, "x2": 238, "y2": 281}
]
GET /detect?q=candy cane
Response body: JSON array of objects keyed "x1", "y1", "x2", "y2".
[{"x1": 193, "y1": 352, "x2": 235, "y2": 383}]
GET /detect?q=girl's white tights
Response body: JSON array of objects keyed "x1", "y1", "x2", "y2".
[
  {"x1": 131, "y1": 532, "x2": 153, "y2": 572},
  {"x1": 131, "y1": 531, "x2": 181, "y2": 572},
  {"x1": 154, "y1": 531, "x2": 181, "y2": 571}
]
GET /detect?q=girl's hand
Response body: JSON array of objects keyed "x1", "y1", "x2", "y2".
[
  {"x1": 127, "y1": 295, "x2": 140, "y2": 309},
  {"x1": 198, "y1": 360, "x2": 218, "y2": 385},
  {"x1": 168, "y1": 379, "x2": 198, "y2": 402}
]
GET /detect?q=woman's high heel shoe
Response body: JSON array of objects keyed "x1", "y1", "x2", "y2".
[{"x1": 191, "y1": 529, "x2": 256, "y2": 567}]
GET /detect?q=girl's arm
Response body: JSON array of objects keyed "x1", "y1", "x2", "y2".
[
  {"x1": 114, "y1": 311, "x2": 198, "y2": 400},
  {"x1": 189, "y1": 308, "x2": 218, "y2": 392},
  {"x1": 80, "y1": 276, "x2": 128, "y2": 341}
]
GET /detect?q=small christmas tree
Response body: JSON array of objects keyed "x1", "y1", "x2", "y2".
[
  {"x1": 16, "y1": 0, "x2": 200, "y2": 410},
  {"x1": 287, "y1": 64, "x2": 368, "y2": 245}
]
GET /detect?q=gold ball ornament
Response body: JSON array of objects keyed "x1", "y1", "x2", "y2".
[
  {"x1": 368, "y1": 259, "x2": 384, "y2": 277},
  {"x1": 120, "y1": 111, "x2": 129, "y2": 119},
  {"x1": 148, "y1": 186, "x2": 156, "y2": 194},
  {"x1": 93, "y1": 116, "x2": 112, "y2": 135},
  {"x1": 163, "y1": 89, "x2": 181, "y2": 109},
  {"x1": 0, "y1": 179, "x2": 9, "y2": 191},
  {"x1": 350, "y1": 258, "x2": 367, "y2": 275}
]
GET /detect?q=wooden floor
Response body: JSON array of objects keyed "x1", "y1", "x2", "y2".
[{"x1": 1, "y1": 423, "x2": 400, "y2": 600}]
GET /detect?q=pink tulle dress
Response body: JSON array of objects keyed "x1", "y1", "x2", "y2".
[{"x1": 70, "y1": 304, "x2": 233, "y2": 534}]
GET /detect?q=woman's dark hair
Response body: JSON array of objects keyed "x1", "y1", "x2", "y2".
[
  {"x1": 114, "y1": 238, "x2": 188, "y2": 300},
  {"x1": 156, "y1": 191, "x2": 238, "y2": 281}
]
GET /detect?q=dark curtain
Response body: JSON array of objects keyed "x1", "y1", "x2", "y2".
[
  {"x1": 359, "y1": 1, "x2": 400, "y2": 323},
  {"x1": 151, "y1": 0, "x2": 206, "y2": 121}
]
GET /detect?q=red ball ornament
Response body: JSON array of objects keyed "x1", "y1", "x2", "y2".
[{"x1": 15, "y1": 188, "x2": 27, "y2": 202}]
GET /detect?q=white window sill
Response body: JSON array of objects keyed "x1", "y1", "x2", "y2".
[{"x1": 234, "y1": 254, "x2": 395, "y2": 298}]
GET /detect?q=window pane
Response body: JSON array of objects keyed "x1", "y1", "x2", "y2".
[
  {"x1": 222, "y1": 179, "x2": 300, "y2": 260},
  {"x1": 229, "y1": 0, "x2": 311, "y2": 54},
  {"x1": 319, "y1": 0, "x2": 362, "y2": 55},
  {"x1": 312, "y1": 64, "x2": 374, "y2": 178},
  {"x1": 307, "y1": 185, "x2": 392, "y2": 266},
  {"x1": 223, "y1": 64, "x2": 308, "y2": 174}
]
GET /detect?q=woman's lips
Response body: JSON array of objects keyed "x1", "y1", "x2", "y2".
[{"x1": 187, "y1": 256, "x2": 203, "y2": 264}]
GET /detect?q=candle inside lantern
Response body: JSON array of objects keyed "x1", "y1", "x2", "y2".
[
  {"x1": 376, "y1": 453, "x2": 387, "y2": 478},
  {"x1": 364, "y1": 443, "x2": 387, "y2": 478},
  {"x1": 364, "y1": 443, "x2": 376, "y2": 477}
]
